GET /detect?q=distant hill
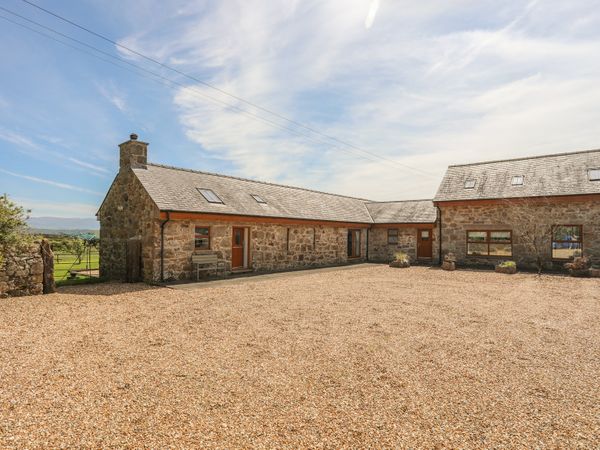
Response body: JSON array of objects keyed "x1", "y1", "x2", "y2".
[{"x1": 27, "y1": 217, "x2": 99, "y2": 231}]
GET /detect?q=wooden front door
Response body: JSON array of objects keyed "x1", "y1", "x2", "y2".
[
  {"x1": 232, "y1": 227, "x2": 245, "y2": 269},
  {"x1": 417, "y1": 229, "x2": 432, "y2": 258}
]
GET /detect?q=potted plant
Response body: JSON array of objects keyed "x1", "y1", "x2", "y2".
[
  {"x1": 564, "y1": 255, "x2": 591, "y2": 277},
  {"x1": 495, "y1": 260, "x2": 517, "y2": 274},
  {"x1": 389, "y1": 251, "x2": 410, "y2": 268},
  {"x1": 441, "y1": 252, "x2": 456, "y2": 271}
]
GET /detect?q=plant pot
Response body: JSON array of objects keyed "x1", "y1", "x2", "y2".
[
  {"x1": 495, "y1": 265, "x2": 517, "y2": 274},
  {"x1": 389, "y1": 260, "x2": 410, "y2": 268},
  {"x1": 441, "y1": 261, "x2": 455, "y2": 271}
]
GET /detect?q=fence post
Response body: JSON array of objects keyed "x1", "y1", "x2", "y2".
[{"x1": 41, "y1": 239, "x2": 56, "y2": 294}]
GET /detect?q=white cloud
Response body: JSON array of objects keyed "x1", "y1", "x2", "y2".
[
  {"x1": 118, "y1": 0, "x2": 600, "y2": 200},
  {"x1": 96, "y1": 80, "x2": 128, "y2": 112},
  {"x1": 0, "y1": 168, "x2": 103, "y2": 195},
  {"x1": 13, "y1": 197, "x2": 98, "y2": 218}
]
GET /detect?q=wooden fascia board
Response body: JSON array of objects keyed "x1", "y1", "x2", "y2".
[
  {"x1": 433, "y1": 193, "x2": 600, "y2": 207},
  {"x1": 158, "y1": 211, "x2": 371, "y2": 228},
  {"x1": 370, "y1": 222, "x2": 435, "y2": 229}
]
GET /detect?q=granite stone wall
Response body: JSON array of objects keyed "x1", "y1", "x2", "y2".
[
  {"x1": 439, "y1": 200, "x2": 600, "y2": 270},
  {"x1": 98, "y1": 169, "x2": 160, "y2": 282},
  {"x1": 158, "y1": 220, "x2": 368, "y2": 282},
  {"x1": 0, "y1": 245, "x2": 44, "y2": 298},
  {"x1": 368, "y1": 227, "x2": 439, "y2": 263}
]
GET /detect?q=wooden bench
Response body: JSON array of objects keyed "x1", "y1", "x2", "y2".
[{"x1": 192, "y1": 254, "x2": 225, "y2": 280}]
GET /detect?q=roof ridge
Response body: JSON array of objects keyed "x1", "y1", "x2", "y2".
[
  {"x1": 448, "y1": 147, "x2": 600, "y2": 168},
  {"x1": 145, "y1": 163, "x2": 373, "y2": 201},
  {"x1": 365, "y1": 199, "x2": 433, "y2": 204}
]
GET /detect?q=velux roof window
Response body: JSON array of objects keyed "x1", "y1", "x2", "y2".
[
  {"x1": 589, "y1": 169, "x2": 600, "y2": 181},
  {"x1": 511, "y1": 175, "x2": 524, "y2": 186},
  {"x1": 251, "y1": 194, "x2": 267, "y2": 204},
  {"x1": 197, "y1": 188, "x2": 223, "y2": 204},
  {"x1": 464, "y1": 179, "x2": 476, "y2": 189}
]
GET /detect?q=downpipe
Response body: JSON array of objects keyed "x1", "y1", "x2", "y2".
[{"x1": 160, "y1": 211, "x2": 171, "y2": 282}]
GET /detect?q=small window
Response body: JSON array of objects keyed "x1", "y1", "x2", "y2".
[
  {"x1": 589, "y1": 169, "x2": 600, "y2": 181},
  {"x1": 464, "y1": 179, "x2": 476, "y2": 189},
  {"x1": 467, "y1": 230, "x2": 512, "y2": 257},
  {"x1": 387, "y1": 228, "x2": 399, "y2": 244},
  {"x1": 552, "y1": 225, "x2": 582, "y2": 260},
  {"x1": 194, "y1": 227, "x2": 210, "y2": 249},
  {"x1": 251, "y1": 194, "x2": 266, "y2": 204},
  {"x1": 420, "y1": 230, "x2": 430, "y2": 241},
  {"x1": 197, "y1": 188, "x2": 223, "y2": 204},
  {"x1": 511, "y1": 175, "x2": 524, "y2": 185}
]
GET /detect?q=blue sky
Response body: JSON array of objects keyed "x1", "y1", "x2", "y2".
[{"x1": 1, "y1": 0, "x2": 600, "y2": 219}]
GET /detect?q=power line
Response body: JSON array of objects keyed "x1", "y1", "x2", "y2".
[
  {"x1": 1, "y1": 9, "x2": 426, "y2": 178},
  {"x1": 18, "y1": 0, "x2": 437, "y2": 178}
]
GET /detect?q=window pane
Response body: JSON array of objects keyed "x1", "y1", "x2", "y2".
[
  {"x1": 464, "y1": 179, "x2": 476, "y2": 189},
  {"x1": 489, "y1": 243, "x2": 512, "y2": 256},
  {"x1": 553, "y1": 226, "x2": 581, "y2": 241},
  {"x1": 195, "y1": 238, "x2": 209, "y2": 249},
  {"x1": 421, "y1": 230, "x2": 430, "y2": 239},
  {"x1": 511, "y1": 175, "x2": 524, "y2": 185},
  {"x1": 468, "y1": 231, "x2": 487, "y2": 242},
  {"x1": 552, "y1": 243, "x2": 582, "y2": 259},
  {"x1": 388, "y1": 236, "x2": 398, "y2": 244},
  {"x1": 467, "y1": 243, "x2": 488, "y2": 255},
  {"x1": 198, "y1": 188, "x2": 223, "y2": 203},
  {"x1": 195, "y1": 227, "x2": 209, "y2": 237},
  {"x1": 589, "y1": 169, "x2": 600, "y2": 181},
  {"x1": 388, "y1": 229, "x2": 398, "y2": 236},
  {"x1": 490, "y1": 231, "x2": 511, "y2": 243},
  {"x1": 251, "y1": 194, "x2": 266, "y2": 203}
]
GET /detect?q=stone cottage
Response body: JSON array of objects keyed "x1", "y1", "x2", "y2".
[
  {"x1": 97, "y1": 135, "x2": 438, "y2": 282},
  {"x1": 434, "y1": 150, "x2": 600, "y2": 270}
]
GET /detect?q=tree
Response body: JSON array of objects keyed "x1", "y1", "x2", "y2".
[
  {"x1": 0, "y1": 194, "x2": 32, "y2": 265},
  {"x1": 502, "y1": 198, "x2": 552, "y2": 275}
]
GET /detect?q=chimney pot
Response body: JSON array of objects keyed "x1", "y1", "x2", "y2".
[{"x1": 130, "y1": 133, "x2": 138, "y2": 141}]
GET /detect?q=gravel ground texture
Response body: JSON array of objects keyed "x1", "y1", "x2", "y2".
[{"x1": 1, "y1": 265, "x2": 599, "y2": 448}]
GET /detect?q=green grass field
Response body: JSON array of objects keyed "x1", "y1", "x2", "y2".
[{"x1": 54, "y1": 252, "x2": 99, "y2": 282}]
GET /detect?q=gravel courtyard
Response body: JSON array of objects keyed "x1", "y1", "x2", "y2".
[{"x1": 1, "y1": 265, "x2": 599, "y2": 448}]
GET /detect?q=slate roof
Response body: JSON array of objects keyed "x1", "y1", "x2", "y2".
[
  {"x1": 365, "y1": 200, "x2": 437, "y2": 223},
  {"x1": 434, "y1": 149, "x2": 600, "y2": 202},
  {"x1": 132, "y1": 164, "x2": 437, "y2": 224}
]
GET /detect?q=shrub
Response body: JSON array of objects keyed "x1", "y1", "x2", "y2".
[
  {"x1": 394, "y1": 251, "x2": 409, "y2": 263},
  {"x1": 497, "y1": 261, "x2": 516, "y2": 269},
  {"x1": 0, "y1": 195, "x2": 33, "y2": 266}
]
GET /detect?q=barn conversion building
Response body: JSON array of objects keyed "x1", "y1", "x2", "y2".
[
  {"x1": 98, "y1": 135, "x2": 437, "y2": 282},
  {"x1": 98, "y1": 135, "x2": 600, "y2": 282}
]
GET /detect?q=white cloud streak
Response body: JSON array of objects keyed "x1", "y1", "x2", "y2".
[
  {"x1": 0, "y1": 168, "x2": 102, "y2": 195},
  {"x1": 118, "y1": 0, "x2": 600, "y2": 200}
]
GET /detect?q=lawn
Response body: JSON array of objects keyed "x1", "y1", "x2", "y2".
[
  {"x1": 0, "y1": 265, "x2": 598, "y2": 448},
  {"x1": 53, "y1": 251, "x2": 99, "y2": 282}
]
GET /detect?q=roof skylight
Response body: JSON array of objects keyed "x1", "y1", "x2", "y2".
[
  {"x1": 251, "y1": 194, "x2": 267, "y2": 204},
  {"x1": 511, "y1": 175, "x2": 524, "y2": 186},
  {"x1": 464, "y1": 179, "x2": 476, "y2": 189},
  {"x1": 589, "y1": 169, "x2": 600, "y2": 181},
  {"x1": 197, "y1": 188, "x2": 223, "y2": 204}
]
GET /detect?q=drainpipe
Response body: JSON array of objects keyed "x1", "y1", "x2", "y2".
[
  {"x1": 436, "y1": 205, "x2": 442, "y2": 266},
  {"x1": 366, "y1": 227, "x2": 370, "y2": 261},
  {"x1": 160, "y1": 211, "x2": 171, "y2": 282}
]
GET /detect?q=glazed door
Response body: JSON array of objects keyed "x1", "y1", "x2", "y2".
[
  {"x1": 347, "y1": 229, "x2": 361, "y2": 258},
  {"x1": 232, "y1": 227, "x2": 245, "y2": 269},
  {"x1": 417, "y1": 229, "x2": 432, "y2": 258}
]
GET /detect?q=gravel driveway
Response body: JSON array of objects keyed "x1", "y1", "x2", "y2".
[{"x1": 1, "y1": 265, "x2": 599, "y2": 448}]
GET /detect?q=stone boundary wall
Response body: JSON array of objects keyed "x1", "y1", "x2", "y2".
[{"x1": 1, "y1": 245, "x2": 43, "y2": 298}]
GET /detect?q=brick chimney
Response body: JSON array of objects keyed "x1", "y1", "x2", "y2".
[{"x1": 119, "y1": 133, "x2": 148, "y2": 170}]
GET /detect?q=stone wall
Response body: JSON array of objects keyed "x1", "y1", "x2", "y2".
[
  {"x1": 0, "y1": 245, "x2": 44, "y2": 298},
  {"x1": 158, "y1": 219, "x2": 368, "y2": 282},
  {"x1": 439, "y1": 200, "x2": 600, "y2": 270},
  {"x1": 368, "y1": 226, "x2": 439, "y2": 263},
  {"x1": 98, "y1": 168, "x2": 160, "y2": 281}
]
